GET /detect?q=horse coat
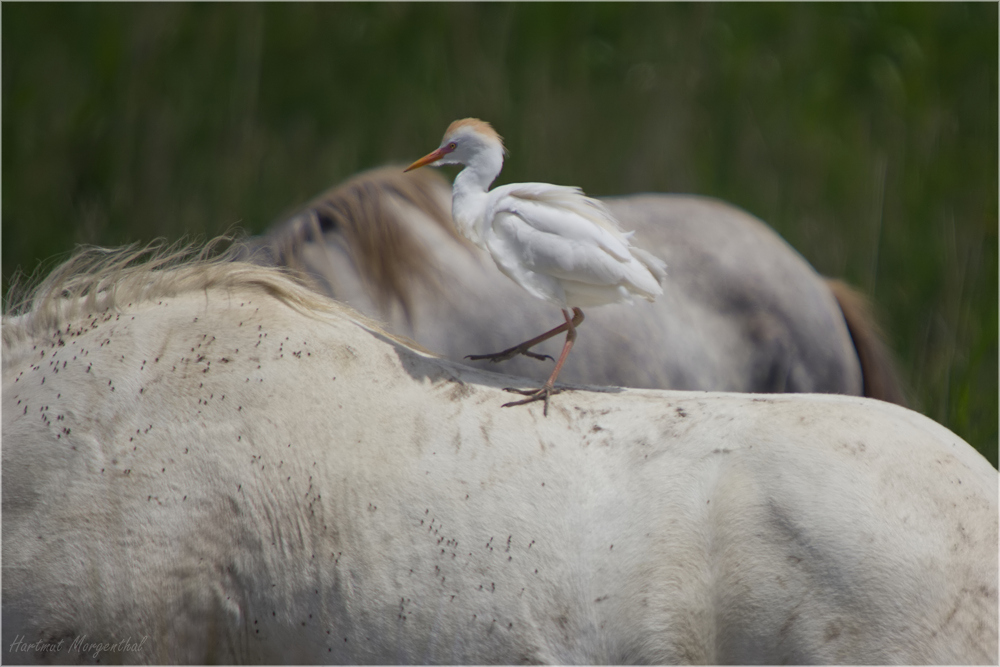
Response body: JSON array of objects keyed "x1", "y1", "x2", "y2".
[
  {"x1": 242, "y1": 167, "x2": 905, "y2": 404},
  {"x1": 2, "y1": 246, "x2": 994, "y2": 664}
]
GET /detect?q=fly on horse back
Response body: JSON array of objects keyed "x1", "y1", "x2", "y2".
[
  {"x1": 3, "y1": 241, "x2": 994, "y2": 664},
  {"x1": 244, "y1": 165, "x2": 907, "y2": 410}
]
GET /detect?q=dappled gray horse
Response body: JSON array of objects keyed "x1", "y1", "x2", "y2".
[
  {"x1": 2, "y1": 244, "x2": 994, "y2": 663},
  {"x1": 241, "y1": 167, "x2": 904, "y2": 403}
]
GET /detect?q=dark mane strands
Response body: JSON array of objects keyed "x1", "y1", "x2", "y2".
[{"x1": 255, "y1": 166, "x2": 462, "y2": 323}]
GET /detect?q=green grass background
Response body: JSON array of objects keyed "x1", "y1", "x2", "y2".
[{"x1": 4, "y1": 3, "x2": 996, "y2": 466}]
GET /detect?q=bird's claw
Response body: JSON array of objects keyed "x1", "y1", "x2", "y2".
[
  {"x1": 466, "y1": 348, "x2": 553, "y2": 363},
  {"x1": 501, "y1": 385, "x2": 564, "y2": 417}
]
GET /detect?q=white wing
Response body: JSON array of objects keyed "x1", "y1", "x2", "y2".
[
  {"x1": 483, "y1": 184, "x2": 665, "y2": 307},
  {"x1": 488, "y1": 183, "x2": 633, "y2": 260}
]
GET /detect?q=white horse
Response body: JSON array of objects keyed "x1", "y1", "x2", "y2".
[
  {"x1": 3, "y1": 243, "x2": 995, "y2": 664},
  {"x1": 240, "y1": 166, "x2": 906, "y2": 404}
]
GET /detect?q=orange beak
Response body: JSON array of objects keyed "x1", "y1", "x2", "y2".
[{"x1": 404, "y1": 145, "x2": 453, "y2": 172}]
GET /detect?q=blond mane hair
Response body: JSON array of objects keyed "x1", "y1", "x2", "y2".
[
  {"x1": 2, "y1": 237, "x2": 416, "y2": 353},
  {"x1": 250, "y1": 165, "x2": 462, "y2": 322}
]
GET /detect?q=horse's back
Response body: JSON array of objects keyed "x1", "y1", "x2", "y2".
[
  {"x1": 260, "y1": 175, "x2": 865, "y2": 396},
  {"x1": 606, "y1": 193, "x2": 864, "y2": 393},
  {"x1": 2, "y1": 270, "x2": 995, "y2": 664}
]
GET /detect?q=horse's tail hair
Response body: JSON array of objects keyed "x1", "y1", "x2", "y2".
[{"x1": 826, "y1": 278, "x2": 908, "y2": 406}]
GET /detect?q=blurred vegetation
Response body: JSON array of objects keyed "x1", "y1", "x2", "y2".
[{"x1": 3, "y1": 3, "x2": 996, "y2": 466}]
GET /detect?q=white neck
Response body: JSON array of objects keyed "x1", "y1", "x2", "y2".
[
  {"x1": 454, "y1": 142, "x2": 504, "y2": 192},
  {"x1": 450, "y1": 144, "x2": 504, "y2": 246}
]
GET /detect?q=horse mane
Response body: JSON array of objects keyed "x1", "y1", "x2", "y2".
[
  {"x1": 825, "y1": 279, "x2": 909, "y2": 406},
  {"x1": 2, "y1": 237, "x2": 418, "y2": 353},
  {"x1": 244, "y1": 165, "x2": 460, "y2": 322}
]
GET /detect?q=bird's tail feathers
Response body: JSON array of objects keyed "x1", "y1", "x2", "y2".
[
  {"x1": 631, "y1": 247, "x2": 668, "y2": 287},
  {"x1": 557, "y1": 190, "x2": 668, "y2": 299}
]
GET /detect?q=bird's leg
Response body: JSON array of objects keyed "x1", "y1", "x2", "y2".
[
  {"x1": 502, "y1": 308, "x2": 583, "y2": 417},
  {"x1": 467, "y1": 308, "x2": 585, "y2": 364}
]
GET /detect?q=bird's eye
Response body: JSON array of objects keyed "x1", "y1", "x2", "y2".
[{"x1": 447, "y1": 142, "x2": 457, "y2": 151}]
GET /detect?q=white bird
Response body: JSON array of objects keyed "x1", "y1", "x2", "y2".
[{"x1": 405, "y1": 118, "x2": 666, "y2": 415}]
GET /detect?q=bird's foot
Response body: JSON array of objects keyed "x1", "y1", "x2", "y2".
[
  {"x1": 501, "y1": 385, "x2": 565, "y2": 417},
  {"x1": 466, "y1": 347, "x2": 553, "y2": 364}
]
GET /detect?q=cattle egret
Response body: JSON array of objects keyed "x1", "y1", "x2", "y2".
[{"x1": 405, "y1": 118, "x2": 666, "y2": 414}]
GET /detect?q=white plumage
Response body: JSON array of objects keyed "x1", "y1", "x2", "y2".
[{"x1": 406, "y1": 118, "x2": 666, "y2": 414}]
